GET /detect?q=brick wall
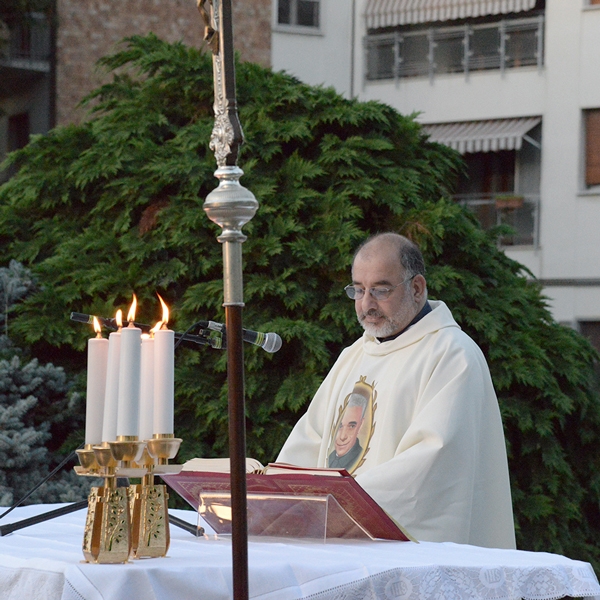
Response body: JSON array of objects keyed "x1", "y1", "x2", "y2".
[{"x1": 55, "y1": 0, "x2": 271, "y2": 125}]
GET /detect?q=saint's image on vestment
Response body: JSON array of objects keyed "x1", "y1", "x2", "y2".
[{"x1": 327, "y1": 376, "x2": 377, "y2": 474}]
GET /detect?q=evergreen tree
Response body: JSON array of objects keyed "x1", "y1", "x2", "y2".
[
  {"x1": 0, "y1": 360, "x2": 49, "y2": 505},
  {"x1": 0, "y1": 35, "x2": 599, "y2": 565},
  {"x1": 0, "y1": 355, "x2": 90, "y2": 505},
  {"x1": 0, "y1": 261, "x2": 89, "y2": 505},
  {"x1": 0, "y1": 259, "x2": 35, "y2": 336}
]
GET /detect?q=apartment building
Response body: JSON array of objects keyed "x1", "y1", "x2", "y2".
[{"x1": 272, "y1": 0, "x2": 600, "y2": 340}]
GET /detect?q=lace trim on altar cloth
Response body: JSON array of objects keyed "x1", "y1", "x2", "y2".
[
  {"x1": 61, "y1": 580, "x2": 88, "y2": 600},
  {"x1": 305, "y1": 564, "x2": 600, "y2": 600}
]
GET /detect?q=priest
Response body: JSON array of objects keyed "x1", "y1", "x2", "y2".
[{"x1": 277, "y1": 232, "x2": 516, "y2": 549}]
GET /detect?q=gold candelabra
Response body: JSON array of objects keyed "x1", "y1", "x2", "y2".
[{"x1": 75, "y1": 435, "x2": 182, "y2": 563}]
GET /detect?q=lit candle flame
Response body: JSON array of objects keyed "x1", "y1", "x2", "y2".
[
  {"x1": 150, "y1": 321, "x2": 163, "y2": 337},
  {"x1": 115, "y1": 309, "x2": 123, "y2": 329},
  {"x1": 93, "y1": 316, "x2": 102, "y2": 338},
  {"x1": 157, "y1": 294, "x2": 169, "y2": 328},
  {"x1": 127, "y1": 294, "x2": 137, "y2": 324}
]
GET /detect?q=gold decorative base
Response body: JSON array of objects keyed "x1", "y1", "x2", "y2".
[
  {"x1": 131, "y1": 483, "x2": 170, "y2": 558},
  {"x1": 83, "y1": 485, "x2": 131, "y2": 564}
]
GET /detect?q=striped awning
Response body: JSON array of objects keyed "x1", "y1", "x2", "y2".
[
  {"x1": 422, "y1": 117, "x2": 541, "y2": 153},
  {"x1": 365, "y1": 0, "x2": 538, "y2": 29}
]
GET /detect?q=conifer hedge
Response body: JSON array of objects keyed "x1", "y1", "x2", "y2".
[{"x1": 1, "y1": 35, "x2": 599, "y2": 566}]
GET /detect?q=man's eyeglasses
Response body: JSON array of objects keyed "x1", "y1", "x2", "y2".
[{"x1": 344, "y1": 275, "x2": 415, "y2": 301}]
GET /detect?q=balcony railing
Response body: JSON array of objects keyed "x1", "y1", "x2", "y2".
[
  {"x1": 454, "y1": 193, "x2": 540, "y2": 248},
  {"x1": 0, "y1": 14, "x2": 50, "y2": 71},
  {"x1": 365, "y1": 15, "x2": 544, "y2": 82}
]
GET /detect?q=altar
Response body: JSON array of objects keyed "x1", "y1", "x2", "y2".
[{"x1": 0, "y1": 504, "x2": 599, "y2": 600}]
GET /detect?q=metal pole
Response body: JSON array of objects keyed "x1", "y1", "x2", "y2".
[{"x1": 198, "y1": 2, "x2": 258, "y2": 599}]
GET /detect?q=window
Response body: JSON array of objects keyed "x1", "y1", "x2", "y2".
[
  {"x1": 365, "y1": 16, "x2": 544, "y2": 81},
  {"x1": 433, "y1": 29, "x2": 465, "y2": 75},
  {"x1": 5, "y1": 113, "x2": 30, "y2": 179},
  {"x1": 584, "y1": 109, "x2": 600, "y2": 188},
  {"x1": 366, "y1": 35, "x2": 395, "y2": 80},
  {"x1": 399, "y1": 33, "x2": 429, "y2": 77},
  {"x1": 8, "y1": 113, "x2": 30, "y2": 152},
  {"x1": 470, "y1": 27, "x2": 501, "y2": 70},
  {"x1": 579, "y1": 321, "x2": 600, "y2": 354},
  {"x1": 457, "y1": 151, "x2": 516, "y2": 196},
  {"x1": 504, "y1": 19, "x2": 542, "y2": 69},
  {"x1": 278, "y1": 0, "x2": 320, "y2": 28},
  {"x1": 449, "y1": 122, "x2": 542, "y2": 247},
  {"x1": 5, "y1": 13, "x2": 50, "y2": 61},
  {"x1": 455, "y1": 151, "x2": 539, "y2": 246}
]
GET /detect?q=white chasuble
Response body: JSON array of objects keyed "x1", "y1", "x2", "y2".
[{"x1": 277, "y1": 300, "x2": 516, "y2": 549}]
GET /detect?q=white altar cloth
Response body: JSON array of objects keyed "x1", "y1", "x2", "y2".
[{"x1": 0, "y1": 504, "x2": 599, "y2": 600}]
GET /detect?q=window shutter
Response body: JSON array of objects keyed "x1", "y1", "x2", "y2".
[{"x1": 586, "y1": 110, "x2": 600, "y2": 187}]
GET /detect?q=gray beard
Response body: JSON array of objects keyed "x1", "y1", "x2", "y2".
[{"x1": 358, "y1": 310, "x2": 402, "y2": 338}]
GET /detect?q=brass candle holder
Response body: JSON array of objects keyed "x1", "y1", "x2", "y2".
[
  {"x1": 109, "y1": 435, "x2": 146, "y2": 468},
  {"x1": 75, "y1": 444, "x2": 99, "y2": 473},
  {"x1": 147, "y1": 433, "x2": 182, "y2": 464}
]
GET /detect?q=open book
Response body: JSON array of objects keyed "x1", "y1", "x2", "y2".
[
  {"x1": 180, "y1": 457, "x2": 350, "y2": 476},
  {"x1": 161, "y1": 458, "x2": 413, "y2": 541}
]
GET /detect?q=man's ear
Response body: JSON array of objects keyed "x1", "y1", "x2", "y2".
[{"x1": 411, "y1": 274, "x2": 427, "y2": 303}]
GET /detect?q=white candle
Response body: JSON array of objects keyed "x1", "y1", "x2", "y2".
[
  {"x1": 154, "y1": 327, "x2": 174, "y2": 434},
  {"x1": 117, "y1": 323, "x2": 142, "y2": 437},
  {"x1": 101, "y1": 329, "x2": 121, "y2": 443},
  {"x1": 139, "y1": 334, "x2": 155, "y2": 441},
  {"x1": 85, "y1": 332, "x2": 108, "y2": 445}
]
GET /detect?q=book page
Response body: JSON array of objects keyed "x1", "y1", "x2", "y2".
[
  {"x1": 182, "y1": 457, "x2": 265, "y2": 473},
  {"x1": 264, "y1": 462, "x2": 346, "y2": 476}
]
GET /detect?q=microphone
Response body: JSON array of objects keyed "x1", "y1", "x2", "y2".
[
  {"x1": 71, "y1": 313, "x2": 282, "y2": 353},
  {"x1": 71, "y1": 312, "x2": 221, "y2": 348},
  {"x1": 199, "y1": 321, "x2": 283, "y2": 353}
]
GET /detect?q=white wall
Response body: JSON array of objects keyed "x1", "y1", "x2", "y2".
[
  {"x1": 271, "y1": 0, "x2": 355, "y2": 96},
  {"x1": 360, "y1": 68, "x2": 547, "y2": 124}
]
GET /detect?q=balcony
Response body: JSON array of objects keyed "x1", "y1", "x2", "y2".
[
  {"x1": 0, "y1": 14, "x2": 50, "y2": 73},
  {"x1": 365, "y1": 15, "x2": 544, "y2": 81},
  {"x1": 454, "y1": 193, "x2": 540, "y2": 247}
]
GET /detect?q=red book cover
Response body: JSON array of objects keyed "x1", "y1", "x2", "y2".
[{"x1": 161, "y1": 466, "x2": 410, "y2": 541}]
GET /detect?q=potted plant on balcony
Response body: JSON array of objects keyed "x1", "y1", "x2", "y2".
[{"x1": 495, "y1": 194, "x2": 524, "y2": 210}]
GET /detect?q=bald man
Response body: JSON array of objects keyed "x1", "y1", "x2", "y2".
[{"x1": 277, "y1": 233, "x2": 515, "y2": 549}]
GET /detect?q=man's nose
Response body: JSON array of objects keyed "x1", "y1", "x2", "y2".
[{"x1": 360, "y1": 290, "x2": 378, "y2": 310}]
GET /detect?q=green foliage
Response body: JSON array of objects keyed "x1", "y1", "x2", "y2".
[
  {"x1": 0, "y1": 259, "x2": 35, "y2": 336},
  {"x1": 0, "y1": 34, "x2": 599, "y2": 566},
  {"x1": 0, "y1": 353, "x2": 90, "y2": 505}
]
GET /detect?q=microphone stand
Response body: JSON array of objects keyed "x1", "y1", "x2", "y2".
[
  {"x1": 199, "y1": 1, "x2": 258, "y2": 598},
  {"x1": 0, "y1": 500, "x2": 202, "y2": 538}
]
